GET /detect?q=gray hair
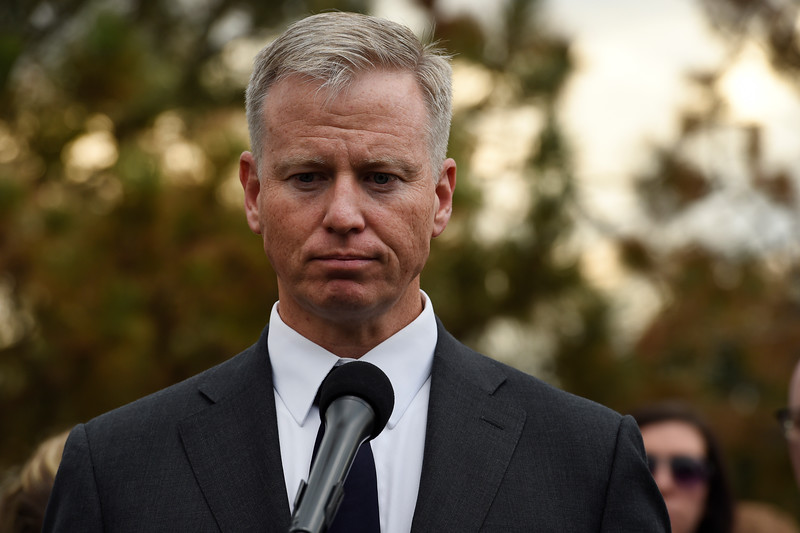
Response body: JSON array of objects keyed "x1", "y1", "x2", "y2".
[{"x1": 245, "y1": 12, "x2": 453, "y2": 176}]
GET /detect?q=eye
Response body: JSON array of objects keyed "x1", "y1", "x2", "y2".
[
  {"x1": 290, "y1": 173, "x2": 324, "y2": 189},
  {"x1": 370, "y1": 173, "x2": 394, "y2": 185}
]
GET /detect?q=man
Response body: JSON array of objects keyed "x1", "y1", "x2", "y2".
[{"x1": 44, "y1": 12, "x2": 669, "y2": 532}]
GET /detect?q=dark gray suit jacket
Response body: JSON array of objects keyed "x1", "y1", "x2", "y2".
[{"x1": 44, "y1": 320, "x2": 669, "y2": 531}]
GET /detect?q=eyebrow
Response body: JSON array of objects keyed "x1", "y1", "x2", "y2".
[
  {"x1": 272, "y1": 155, "x2": 422, "y2": 177},
  {"x1": 360, "y1": 156, "x2": 421, "y2": 177},
  {"x1": 271, "y1": 156, "x2": 328, "y2": 176}
]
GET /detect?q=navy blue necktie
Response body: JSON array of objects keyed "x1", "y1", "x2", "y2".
[{"x1": 312, "y1": 412, "x2": 381, "y2": 532}]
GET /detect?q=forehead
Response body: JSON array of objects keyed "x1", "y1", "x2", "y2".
[
  {"x1": 263, "y1": 70, "x2": 427, "y2": 127},
  {"x1": 259, "y1": 71, "x2": 432, "y2": 170},
  {"x1": 640, "y1": 420, "x2": 707, "y2": 457}
]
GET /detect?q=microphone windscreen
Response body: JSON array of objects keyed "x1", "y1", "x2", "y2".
[{"x1": 318, "y1": 361, "x2": 395, "y2": 438}]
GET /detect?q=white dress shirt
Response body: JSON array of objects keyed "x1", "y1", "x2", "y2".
[{"x1": 268, "y1": 292, "x2": 437, "y2": 533}]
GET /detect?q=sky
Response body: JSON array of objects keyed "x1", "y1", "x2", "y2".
[
  {"x1": 543, "y1": 0, "x2": 800, "y2": 248},
  {"x1": 540, "y1": 0, "x2": 800, "y2": 336},
  {"x1": 545, "y1": 0, "x2": 726, "y2": 209}
]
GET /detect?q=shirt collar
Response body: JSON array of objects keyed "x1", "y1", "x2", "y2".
[{"x1": 268, "y1": 291, "x2": 438, "y2": 430}]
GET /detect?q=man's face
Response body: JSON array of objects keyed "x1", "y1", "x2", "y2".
[{"x1": 240, "y1": 70, "x2": 455, "y2": 339}]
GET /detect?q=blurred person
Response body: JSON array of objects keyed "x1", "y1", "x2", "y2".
[
  {"x1": 0, "y1": 431, "x2": 69, "y2": 533},
  {"x1": 777, "y1": 358, "x2": 800, "y2": 484},
  {"x1": 632, "y1": 402, "x2": 735, "y2": 533},
  {"x1": 43, "y1": 12, "x2": 669, "y2": 531}
]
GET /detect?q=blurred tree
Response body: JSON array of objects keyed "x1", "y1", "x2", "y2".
[
  {"x1": 700, "y1": 0, "x2": 800, "y2": 76},
  {"x1": 0, "y1": 0, "x2": 611, "y2": 485},
  {"x1": 587, "y1": 0, "x2": 800, "y2": 516},
  {"x1": 0, "y1": 0, "x2": 371, "y2": 467}
]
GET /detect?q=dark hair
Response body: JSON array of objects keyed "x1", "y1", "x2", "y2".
[{"x1": 631, "y1": 402, "x2": 735, "y2": 533}]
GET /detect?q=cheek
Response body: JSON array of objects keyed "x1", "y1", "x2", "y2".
[
  {"x1": 400, "y1": 192, "x2": 437, "y2": 237},
  {"x1": 259, "y1": 201, "x2": 301, "y2": 261},
  {"x1": 382, "y1": 205, "x2": 433, "y2": 257},
  {"x1": 672, "y1": 484, "x2": 709, "y2": 519},
  {"x1": 693, "y1": 484, "x2": 710, "y2": 508}
]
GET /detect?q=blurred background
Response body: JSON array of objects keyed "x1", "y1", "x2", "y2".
[{"x1": 1, "y1": 0, "x2": 799, "y2": 522}]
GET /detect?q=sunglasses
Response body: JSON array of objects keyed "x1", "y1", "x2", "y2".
[{"x1": 646, "y1": 455, "x2": 712, "y2": 488}]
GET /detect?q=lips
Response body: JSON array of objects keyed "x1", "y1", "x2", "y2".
[
  {"x1": 312, "y1": 247, "x2": 380, "y2": 261},
  {"x1": 311, "y1": 251, "x2": 379, "y2": 272},
  {"x1": 316, "y1": 254, "x2": 372, "y2": 261},
  {"x1": 314, "y1": 255, "x2": 375, "y2": 266}
]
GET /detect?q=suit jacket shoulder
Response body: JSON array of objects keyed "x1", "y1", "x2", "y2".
[
  {"x1": 410, "y1": 320, "x2": 669, "y2": 532},
  {"x1": 44, "y1": 326, "x2": 293, "y2": 533}
]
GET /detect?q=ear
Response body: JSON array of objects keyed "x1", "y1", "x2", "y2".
[
  {"x1": 431, "y1": 158, "x2": 456, "y2": 238},
  {"x1": 239, "y1": 151, "x2": 263, "y2": 235}
]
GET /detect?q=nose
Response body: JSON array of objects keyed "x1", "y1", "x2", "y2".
[{"x1": 322, "y1": 176, "x2": 366, "y2": 234}]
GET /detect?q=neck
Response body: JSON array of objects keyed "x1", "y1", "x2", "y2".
[{"x1": 277, "y1": 291, "x2": 424, "y2": 358}]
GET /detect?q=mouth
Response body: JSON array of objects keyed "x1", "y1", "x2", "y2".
[{"x1": 312, "y1": 253, "x2": 378, "y2": 270}]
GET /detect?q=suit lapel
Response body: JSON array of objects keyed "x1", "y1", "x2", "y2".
[
  {"x1": 178, "y1": 328, "x2": 291, "y2": 533},
  {"x1": 411, "y1": 323, "x2": 526, "y2": 531}
]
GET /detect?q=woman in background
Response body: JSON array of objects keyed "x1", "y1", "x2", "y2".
[{"x1": 632, "y1": 402, "x2": 735, "y2": 533}]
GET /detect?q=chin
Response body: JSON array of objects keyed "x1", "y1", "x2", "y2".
[{"x1": 309, "y1": 292, "x2": 385, "y2": 319}]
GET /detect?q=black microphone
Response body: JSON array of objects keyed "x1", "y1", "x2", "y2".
[{"x1": 288, "y1": 361, "x2": 395, "y2": 533}]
